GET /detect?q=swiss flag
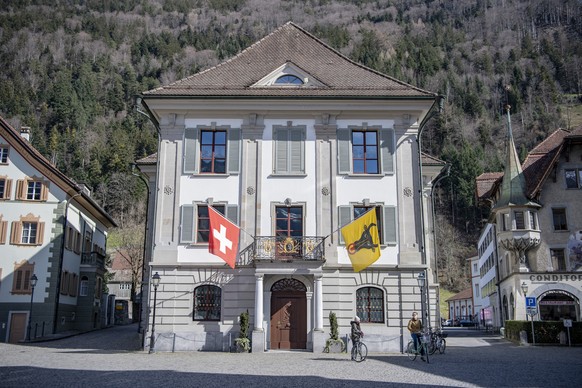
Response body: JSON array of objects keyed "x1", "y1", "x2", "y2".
[{"x1": 208, "y1": 206, "x2": 240, "y2": 269}]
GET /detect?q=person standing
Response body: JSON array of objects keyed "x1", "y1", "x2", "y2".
[
  {"x1": 407, "y1": 312, "x2": 425, "y2": 361},
  {"x1": 350, "y1": 316, "x2": 363, "y2": 359}
]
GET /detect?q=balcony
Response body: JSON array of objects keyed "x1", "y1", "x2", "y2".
[
  {"x1": 81, "y1": 251, "x2": 106, "y2": 269},
  {"x1": 239, "y1": 236, "x2": 325, "y2": 266}
]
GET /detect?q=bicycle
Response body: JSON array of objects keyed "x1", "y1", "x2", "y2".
[
  {"x1": 428, "y1": 328, "x2": 447, "y2": 355},
  {"x1": 351, "y1": 340, "x2": 368, "y2": 362},
  {"x1": 406, "y1": 331, "x2": 430, "y2": 363}
]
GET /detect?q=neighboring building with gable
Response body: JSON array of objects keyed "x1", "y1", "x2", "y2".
[
  {"x1": 137, "y1": 22, "x2": 444, "y2": 353},
  {"x1": 0, "y1": 116, "x2": 116, "y2": 343},
  {"x1": 476, "y1": 107, "x2": 582, "y2": 326}
]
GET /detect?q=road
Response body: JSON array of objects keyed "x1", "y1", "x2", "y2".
[{"x1": 0, "y1": 325, "x2": 580, "y2": 387}]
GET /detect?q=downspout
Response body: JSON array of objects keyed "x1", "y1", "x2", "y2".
[
  {"x1": 135, "y1": 96, "x2": 162, "y2": 346},
  {"x1": 417, "y1": 95, "x2": 444, "y2": 328},
  {"x1": 430, "y1": 163, "x2": 450, "y2": 327},
  {"x1": 54, "y1": 190, "x2": 82, "y2": 334}
]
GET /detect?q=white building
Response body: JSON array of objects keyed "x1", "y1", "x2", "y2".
[
  {"x1": 476, "y1": 109, "x2": 582, "y2": 326},
  {"x1": 0, "y1": 117, "x2": 116, "y2": 343},
  {"x1": 137, "y1": 22, "x2": 444, "y2": 353},
  {"x1": 476, "y1": 223, "x2": 500, "y2": 328}
]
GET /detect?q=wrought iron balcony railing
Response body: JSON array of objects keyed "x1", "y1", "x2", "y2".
[
  {"x1": 80, "y1": 251, "x2": 106, "y2": 269},
  {"x1": 239, "y1": 236, "x2": 325, "y2": 266}
]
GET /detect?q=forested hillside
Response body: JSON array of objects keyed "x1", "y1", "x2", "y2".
[{"x1": 1, "y1": 0, "x2": 581, "y2": 291}]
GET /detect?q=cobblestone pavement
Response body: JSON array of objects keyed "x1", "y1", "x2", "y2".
[{"x1": 1, "y1": 324, "x2": 581, "y2": 387}]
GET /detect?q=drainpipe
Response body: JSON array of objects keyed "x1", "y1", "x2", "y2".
[
  {"x1": 430, "y1": 163, "x2": 450, "y2": 327},
  {"x1": 54, "y1": 190, "x2": 82, "y2": 334},
  {"x1": 417, "y1": 95, "x2": 444, "y2": 328}
]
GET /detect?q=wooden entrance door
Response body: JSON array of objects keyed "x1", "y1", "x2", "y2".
[
  {"x1": 8, "y1": 313, "x2": 27, "y2": 343},
  {"x1": 270, "y1": 292, "x2": 307, "y2": 349}
]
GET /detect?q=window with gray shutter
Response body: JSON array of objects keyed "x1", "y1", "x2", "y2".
[
  {"x1": 273, "y1": 126, "x2": 305, "y2": 174},
  {"x1": 180, "y1": 205, "x2": 195, "y2": 243},
  {"x1": 337, "y1": 127, "x2": 395, "y2": 175},
  {"x1": 382, "y1": 205, "x2": 397, "y2": 245},
  {"x1": 380, "y1": 129, "x2": 394, "y2": 174},
  {"x1": 227, "y1": 129, "x2": 241, "y2": 174},
  {"x1": 338, "y1": 205, "x2": 398, "y2": 245},
  {"x1": 338, "y1": 206, "x2": 352, "y2": 244},
  {"x1": 337, "y1": 128, "x2": 350, "y2": 174}
]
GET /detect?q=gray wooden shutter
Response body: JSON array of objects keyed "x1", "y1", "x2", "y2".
[
  {"x1": 183, "y1": 128, "x2": 198, "y2": 174},
  {"x1": 274, "y1": 128, "x2": 288, "y2": 173},
  {"x1": 338, "y1": 205, "x2": 352, "y2": 244},
  {"x1": 289, "y1": 128, "x2": 304, "y2": 173},
  {"x1": 337, "y1": 128, "x2": 351, "y2": 174},
  {"x1": 226, "y1": 204, "x2": 239, "y2": 225},
  {"x1": 380, "y1": 129, "x2": 394, "y2": 174},
  {"x1": 227, "y1": 128, "x2": 241, "y2": 174},
  {"x1": 382, "y1": 205, "x2": 397, "y2": 245},
  {"x1": 180, "y1": 205, "x2": 195, "y2": 243}
]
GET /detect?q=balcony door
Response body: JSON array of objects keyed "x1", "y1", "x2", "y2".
[{"x1": 275, "y1": 206, "x2": 303, "y2": 258}]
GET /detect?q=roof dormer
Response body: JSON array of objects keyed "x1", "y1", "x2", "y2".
[{"x1": 252, "y1": 62, "x2": 326, "y2": 88}]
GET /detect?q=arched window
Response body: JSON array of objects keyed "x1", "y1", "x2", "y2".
[
  {"x1": 274, "y1": 74, "x2": 303, "y2": 85},
  {"x1": 193, "y1": 285, "x2": 222, "y2": 321},
  {"x1": 356, "y1": 287, "x2": 384, "y2": 323}
]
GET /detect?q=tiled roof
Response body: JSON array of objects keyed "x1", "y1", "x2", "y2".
[
  {"x1": 476, "y1": 126, "x2": 582, "y2": 203},
  {"x1": 445, "y1": 288, "x2": 473, "y2": 302},
  {"x1": 143, "y1": 22, "x2": 436, "y2": 99},
  {"x1": 421, "y1": 152, "x2": 446, "y2": 166}
]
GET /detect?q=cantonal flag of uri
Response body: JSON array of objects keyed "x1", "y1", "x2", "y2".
[
  {"x1": 208, "y1": 206, "x2": 240, "y2": 269},
  {"x1": 341, "y1": 208, "x2": 381, "y2": 272}
]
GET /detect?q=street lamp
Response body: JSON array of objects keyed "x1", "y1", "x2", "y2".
[
  {"x1": 417, "y1": 272, "x2": 427, "y2": 326},
  {"x1": 27, "y1": 274, "x2": 38, "y2": 341},
  {"x1": 149, "y1": 272, "x2": 161, "y2": 354},
  {"x1": 521, "y1": 281, "x2": 529, "y2": 321}
]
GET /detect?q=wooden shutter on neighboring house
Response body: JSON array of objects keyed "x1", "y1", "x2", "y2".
[
  {"x1": 0, "y1": 220, "x2": 7, "y2": 244},
  {"x1": 15, "y1": 180, "x2": 26, "y2": 200},
  {"x1": 40, "y1": 181, "x2": 49, "y2": 201},
  {"x1": 36, "y1": 222, "x2": 45, "y2": 245},
  {"x1": 0, "y1": 178, "x2": 12, "y2": 199},
  {"x1": 10, "y1": 221, "x2": 22, "y2": 244}
]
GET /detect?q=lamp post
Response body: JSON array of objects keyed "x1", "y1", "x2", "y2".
[
  {"x1": 149, "y1": 272, "x2": 161, "y2": 354},
  {"x1": 27, "y1": 274, "x2": 38, "y2": 341},
  {"x1": 417, "y1": 272, "x2": 427, "y2": 327}
]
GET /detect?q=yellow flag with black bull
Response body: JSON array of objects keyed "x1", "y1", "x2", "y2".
[{"x1": 341, "y1": 209, "x2": 381, "y2": 272}]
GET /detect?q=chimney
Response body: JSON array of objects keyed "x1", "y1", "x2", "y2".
[{"x1": 20, "y1": 126, "x2": 31, "y2": 141}]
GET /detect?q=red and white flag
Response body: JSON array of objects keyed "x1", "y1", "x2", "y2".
[{"x1": 208, "y1": 206, "x2": 239, "y2": 269}]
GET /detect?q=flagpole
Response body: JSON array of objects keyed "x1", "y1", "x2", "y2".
[
  {"x1": 323, "y1": 207, "x2": 377, "y2": 239},
  {"x1": 208, "y1": 205, "x2": 255, "y2": 239}
]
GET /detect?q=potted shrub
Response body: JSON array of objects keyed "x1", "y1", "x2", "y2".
[
  {"x1": 324, "y1": 311, "x2": 346, "y2": 353},
  {"x1": 234, "y1": 310, "x2": 251, "y2": 352}
]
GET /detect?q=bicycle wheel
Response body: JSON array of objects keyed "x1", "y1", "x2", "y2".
[
  {"x1": 354, "y1": 342, "x2": 367, "y2": 362},
  {"x1": 406, "y1": 341, "x2": 417, "y2": 361},
  {"x1": 438, "y1": 338, "x2": 446, "y2": 354},
  {"x1": 428, "y1": 338, "x2": 437, "y2": 355}
]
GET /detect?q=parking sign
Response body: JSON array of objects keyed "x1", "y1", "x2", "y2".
[{"x1": 525, "y1": 297, "x2": 536, "y2": 307}]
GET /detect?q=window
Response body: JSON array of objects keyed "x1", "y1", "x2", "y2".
[
  {"x1": 275, "y1": 206, "x2": 303, "y2": 237},
  {"x1": 564, "y1": 169, "x2": 582, "y2": 189},
  {"x1": 514, "y1": 211, "x2": 525, "y2": 229},
  {"x1": 274, "y1": 74, "x2": 303, "y2": 84},
  {"x1": 550, "y1": 249, "x2": 567, "y2": 271},
  {"x1": 180, "y1": 204, "x2": 238, "y2": 244},
  {"x1": 474, "y1": 284, "x2": 480, "y2": 298},
  {"x1": 356, "y1": 287, "x2": 384, "y2": 323},
  {"x1": 0, "y1": 176, "x2": 12, "y2": 199},
  {"x1": 80, "y1": 276, "x2": 89, "y2": 296},
  {"x1": 193, "y1": 285, "x2": 221, "y2": 321},
  {"x1": 552, "y1": 208, "x2": 568, "y2": 231},
  {"x1": 273, "y1": 125, "x2": 305, "y2": 174},
  {"x1": 352, "y1": 130, "x2": 379, "y2": 174},
  {"x1": 15, "y1": 178, "x2": 48, "y2": 201},
  {"x1": 69, "y1": 273, "x2": 78, "y2": 297},
  {"x1": 0, "y1": 145, "x2": 8, "y2": 164},
  {"x1": 183, "y1": 127, "x2": 240, "y2": 175},
  {"x1": 338, "y1": 126, "x2": 394, "y2": 175},
  {"x1": 95, "y1": 277, "x2": 102, "y2": 299},
  {"x1": 338, "y1": 205, "x2": 397, "y2": 245},
  {"x1": 200, "y1": 130, "x2": 227, "y2": 173},
  {"x1": 83, "y1": 230, "x2": 93, "y2": 253},
  {"x1": 61, "y1": 271, "x2": 69, "y2": 295},
  {"x1": 10, "y1": 214, "x2": 45, "y2": 245},
  {"x1": 529, "y1": 210, "x2": 537, "y2": 230},
  {"x1": 12, "y1": 261, "x2": 34, "y2": 294}
]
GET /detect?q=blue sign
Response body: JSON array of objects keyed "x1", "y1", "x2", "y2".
[{"x1": 525, "y1": 297, "x2": 536, "y2": 307}]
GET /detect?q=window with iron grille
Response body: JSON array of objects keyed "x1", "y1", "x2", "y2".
[
  {"x1": 193, "y1": 285, "x2": 221, "y2": 321},
  {"x1": 356, "y1": 287, "x2": 384, "y2": 323}
]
